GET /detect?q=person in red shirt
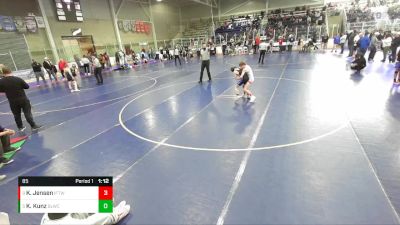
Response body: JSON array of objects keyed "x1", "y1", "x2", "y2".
[
  {"x1": 58, "y1": 59, "x2": 67, "y2": 80},
  {"x1": 278, "y1": 37, "x2": 285, "y2": 53},
  {"x1": 255, "y1": 35, "x2": 261, "y2": 53}
]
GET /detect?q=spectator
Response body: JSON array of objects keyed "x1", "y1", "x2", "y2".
[
  {"x1": 81, "y1": 55, "x2": 91, "y2": 76},
  {"x1": 43, "y1": 57, "x2": 58, "y2": 82},
  {"x1": 278, "y1": 36, "x2": 285, "y2": 52},
  {"x1": 332, "y1": 34, "x2": 340, "y2": 53},
  {"x1": 368, "y1": 32, "x2": 379, "y2": 61},
  {"x1": 353, "y1": 33, "x2": 361, "y2": 57},
  {"x1": 58, "y1": 58, "x2": 68, "y2": 80},
  {"x1": 321, "y1": 33, "x2": 329, "y2": 50},
  {"x1": 390, "y1": 32, "x2": 400, "y2": 63},
  {"x1": 381, "y1": 33, "x2": 393, "y2": 62},
  {"x1": 358, "y1": 32, "x2": 370, "y2": 56},
  {"x1": 287, "y1": 34, "x2": 295, "y2": 52},
  {"x1": 31, "y1": 60, "x2": 46, "y2": 86},
  {"x1": 254, "y1": 35, "x2": 261, "y2": 53},
  {"x1": 347, "y1": 31, "x2": 356, "y2": 57},
  {"x1": 340, "y1": 33, "x2": 347, "y2": 54}
]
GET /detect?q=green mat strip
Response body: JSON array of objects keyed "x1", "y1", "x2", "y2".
[{"x1": 2, "y1": 140, "x2": 26, "y2": 160}]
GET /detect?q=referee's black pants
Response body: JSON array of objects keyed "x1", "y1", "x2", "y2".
[
  {"x1": 258, "y1": 50, "x2": 266, "y2": 64},
  {"x1": 200, "y1": 60, "x2": 211, "y2": 82},
  {"x1": 94, "y1": 67, "x2": 103, "y2": 84},
  {"x1": 9, "y1": 98, "x2": 36, "y2": 129}
]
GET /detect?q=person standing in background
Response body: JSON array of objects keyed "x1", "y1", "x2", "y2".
[
  {"x1": 340, "y1": 33, "x2": 347, "y2": 54},
  {"x1": 99, "y1": 54, "x2": 106, "y2": 69},
  {"x1": 43, "y1": 57, "x2": 58, "y2": 82},
  {"x1": 81, "y1": 55, "x2": 91, "y2": 76},
  {"x1": 222, "y1": 40, "x2": 227, "y2": 55},
  {"x1": 288, "y1": 34, "x2": 295, "y2": 52},
  {"x1": 347, "y1": 30, "x2": 356, "y2": 57},
  {"x1": 199, "y1": 44, "x2": 211, "y2": 83},
  {"x1": 71, "y1": 64, "x2": 81, "y2": 90},
  {"x1": 31, "y1": 60, "x2": 47, "y2": 87},
  {"x1": 0, "y1": 65, "x2": 42, "y2": 132},
  {"x1": 390, "y1": 32, "x2": 400, "y2": 63},
  {"x1": 104, "y1": 52, "x2": 111, "y2": 68},
  {"x1": 353, "y1": 33, "x2": 361, "y2": 57},
  {"x1": 321, "y1": 33, "x2": 329, "y2": 50},
  {"x1": 92, "y1": 56, "x2": 103, "y2": 85},
  {"x1": 58, "y1": 58, "x2": 67, "y2": 80},
  {"x1": 368, "y1": 32, "x2": 379, "y2": 62},
  {"x1": 278, "y1": 36, "x2": 285, "y2": 53},
  {"x1": 332, "y1": 34, "x2": 340, "y2": 53},
  {"x1": 254, "y1": 35, "x2": 261, "y2": 53},
  {"x1": 358, "y1": 32, "x2": 370, "y2": 56},
  {"x1": 381, "y1": 33, "x2": 392, "y2": 62}
]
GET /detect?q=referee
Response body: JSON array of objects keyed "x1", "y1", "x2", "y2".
[
  {"x1": 199, "y1": 44, "x2": 212, "y2": 83},
  {"x1": 0, "y1": 65, "x2": 41, "y2": 132}
]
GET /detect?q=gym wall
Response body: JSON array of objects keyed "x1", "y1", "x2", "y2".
[{"x1": 0, "y1": 0, "x2": 181, "y2": 60}]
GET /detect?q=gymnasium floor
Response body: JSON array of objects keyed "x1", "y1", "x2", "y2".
[{"x1": 0, "y1": 51, "x2": 399, "y2": 224}]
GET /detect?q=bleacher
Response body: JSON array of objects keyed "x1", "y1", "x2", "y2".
[
  {"x1": 265, "y1": 6, "x2": 326, "y2": 40},
  {"x1": 181, "y1": 20, "x2": 211, "y2": 39},
  {"x1": 345, "y1": 0, "x2": 398, "y2": 32}
]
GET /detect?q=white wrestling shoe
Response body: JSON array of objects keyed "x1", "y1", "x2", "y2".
[{"x1": 249, "y1": 95, "x2": 256, "y2": 102}]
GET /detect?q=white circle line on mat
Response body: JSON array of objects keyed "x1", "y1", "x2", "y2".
[{"x1": 119, "y1": 77, "x2": 348, "y2": 152}]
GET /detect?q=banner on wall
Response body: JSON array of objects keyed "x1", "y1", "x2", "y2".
[
  {"x1": 13, "y1": 16, "x2": 27, "y2": 33},
  {"x1": 123, "y1": 20, "x2": 131, "y2": 32},
  {"x1": 134, "y1": 21, "x2": 140, "y2": 32},
  {"x1": 139, "y1": 21, "x2": 145, "y2": 32},
  {"x1": 25, "y1": 16, "x2": 37, "y2": 33},
  {"x1": 35, "y1": 16, "x2": 45, "y2": 28},
  {"x1": 118, "y1": 20, "x2": 151, "y2": 35},
  {"x1": 0, "y1": 16, "x2": 16, "y2": 31},
  {"x1": 144, "y1": 23, "x2": 151, "y2": 34}
]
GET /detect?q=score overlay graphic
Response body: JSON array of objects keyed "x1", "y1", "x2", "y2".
[{"x1": 18, "y1": 177, "x2": 113, "y2": 213}]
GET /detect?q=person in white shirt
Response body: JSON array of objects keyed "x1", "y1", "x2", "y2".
[
  {"x1": 174, "y1": 47, "x2": 181, "y2": 66},
  {"x1": 353, "y1": 33, "x2": 361, "y2": 57},
  {"x1": 81, "y1": 55, "x2": 91, "y2": 76},
  {"x1": 199, "y1": 44, "x2": 211, "y2": 83},
  {"x1": 92, "y1": 56, "x2": 103, "y2": 85},
  {"x1": 239, "y1": 61, "x2": 256, "y2": 102},
  {"x1": 340, "y1": 33, "x2": 347, "y2": 54},
  {"x1": 258, "y1": 40, "x2": 268, "y2": 64},
  {"x1": 168, "y1": 49, "x2": 174, "y2": 60},
  {"x1": 41, "y1": 201, "x2": 130, "y2": 225},
  {"x1": 381, "y1": 34, "x2": 393, "y2": 62}
]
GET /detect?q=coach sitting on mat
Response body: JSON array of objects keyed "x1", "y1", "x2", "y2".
[
  {"x1": 350, "y1": 53, "x2": 367, "y2": 73},
  {"x1": 0, "y1": 65, "x2": 42, "y2": 132},
  {"x1": 0, "y1": 124, "x2": 20, "y2": 181},
  {"x1": 0, "y1": 125, "x2": 19, "y2": 166}
]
